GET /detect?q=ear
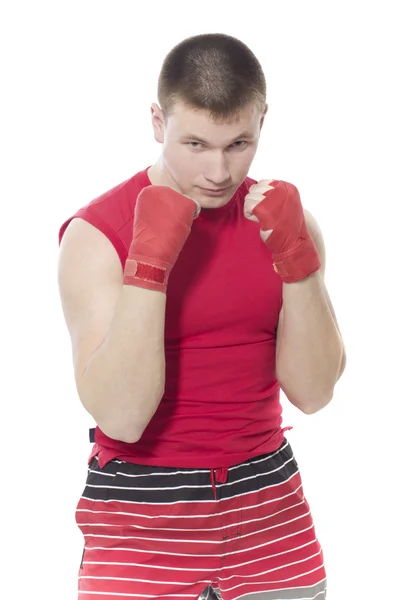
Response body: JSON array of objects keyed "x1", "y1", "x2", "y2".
[
  {"x1": 260, "y1": 104, "x2": 268, "y2": 130},
  {"x1": 151, "y1": 103, "x2": 165, "y2": 144}
]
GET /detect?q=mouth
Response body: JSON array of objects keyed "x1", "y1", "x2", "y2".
[{"x1": 200, "y1": 186, "x2": 230, "y2": 196}]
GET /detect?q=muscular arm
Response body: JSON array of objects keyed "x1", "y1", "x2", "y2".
[
  {"x1": 276, "y1": 209, "x2": 346, "y2": 413},
  {"x1": 58, "y1": 218, "x2": 166, "y2": 443}
]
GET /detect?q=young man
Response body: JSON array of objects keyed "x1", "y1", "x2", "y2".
[{"x1": 58, "y1": 33, "x2": 346, "y2": 600}]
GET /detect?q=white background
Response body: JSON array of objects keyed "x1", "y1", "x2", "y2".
[{"x1": 1, "y1": 1, "x2": 399, "y2": 599}]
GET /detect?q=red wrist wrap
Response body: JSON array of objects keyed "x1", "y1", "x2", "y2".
[
  {"x1": 252, "y1": 180, "x2": 321, "y2": 283},
  {"x1": 123, "y1": 186, "x2": 198, "y2": 293}
]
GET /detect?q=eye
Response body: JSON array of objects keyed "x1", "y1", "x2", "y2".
[
  {"x1": 230, "y1": 141, "x2": 248, "y2": 149},
  {"x1": 187, "y1": 142, "x2": 204, "y2": 149}
]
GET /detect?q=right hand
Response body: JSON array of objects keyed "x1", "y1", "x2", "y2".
[{"x1": 123, "y1": 186, "x2": 200, "y2": 293}]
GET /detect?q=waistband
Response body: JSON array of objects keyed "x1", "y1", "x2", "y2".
[
  {"x1": 89, "y1": 427, "x2": 291, "y2": 501},
  {"x1": 90, "y1": 428, "x2": 227, "y2": 500}
]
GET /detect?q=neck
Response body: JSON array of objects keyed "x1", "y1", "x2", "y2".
[{"x1": 147, "y1": 159, "x2": 181, "y2": 193}]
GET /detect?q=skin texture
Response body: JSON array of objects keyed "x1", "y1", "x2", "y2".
[{"x1": 148, "y1": 101, "x2": 268, "y2": 210}]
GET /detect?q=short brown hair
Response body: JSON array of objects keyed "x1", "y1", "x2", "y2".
[{"x1": 157, "y1": 33, "x2": 266, "y2": 120}]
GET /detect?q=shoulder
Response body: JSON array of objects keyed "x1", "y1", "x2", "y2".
[{"x1": 58, "y1": 168, "x2": 150, "y2": 264}]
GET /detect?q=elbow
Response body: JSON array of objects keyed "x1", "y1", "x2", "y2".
[
  {"x1": 298, "y1": 396, "x2": 332, "y2": 414},
  {"x1": 97, "y1": 414, "x2": 153, "y2": 445},
  {"x1": 115, "y1": 430, "x2": 142, "y2": 445},
  {"x1": 76, "y1": 366, "x2": 166, "y2": 444},
  {"x1": 96, "y1": 414, "x2": 147, "y2": 445},
  {"x1": 299, "y1": 351, "x2": 346, "y2": 413},
  {"x1": 85, "y1": 390, "x2": 164, "y2": 445},
  {"x1": 295, "y1": 388, "x2": 334, "y2": 414},
  {"x1": 118, "y1": 399, "x2": 164, "y2": 443},
  {"x1": 279, "y1": 377, "x2": 334, "y2": 415}
]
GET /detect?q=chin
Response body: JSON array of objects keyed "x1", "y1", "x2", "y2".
[
  {"x1": 196, "y1": 189, "x2": 235, "y2": 210},
  {"x1": 200, "y1": 198, "x2": 231, "y2": 210}
]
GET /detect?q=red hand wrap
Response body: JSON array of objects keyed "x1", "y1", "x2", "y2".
[
  {"x1": 252, "y1": 180, "x2": 321, "y2": 283},
  {"x1": 123, "y1": 186, "x2": 198, "y2": 293}
]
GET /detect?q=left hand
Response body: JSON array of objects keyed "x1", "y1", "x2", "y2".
[
  {"x1": 243, "y1": 179, "x2": 277, "y2": 243},
  {"x1": 243, "y1": 178, "x2": 321, "y2": 283}
]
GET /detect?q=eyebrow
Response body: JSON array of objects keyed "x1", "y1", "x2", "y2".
[{"x1": 182, "y1": 131, "x2": 253, "y2": 144}]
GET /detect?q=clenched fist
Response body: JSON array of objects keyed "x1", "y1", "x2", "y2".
[{"x1": 244, "y1": 179, "x2": 321, "y2": 283}]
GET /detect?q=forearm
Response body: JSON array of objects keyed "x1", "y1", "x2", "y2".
[
  {"x1": 276, "y1": 270, "x2": 344, "y2": 413},
  {"x1": 78, "y1": 285, "x2": 166, "y2": 443}
]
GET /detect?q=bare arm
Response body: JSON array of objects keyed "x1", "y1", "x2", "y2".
[
  {"x1": 58, "y1": 218, "x2": 166, "y2": 443},
  {"x1": 276, "y1": 209, "x2": 346, "y2": 413}
]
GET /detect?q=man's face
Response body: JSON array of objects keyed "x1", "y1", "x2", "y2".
[{"x1": 152, "y1": 101, "x2": 267, "y2": 209}]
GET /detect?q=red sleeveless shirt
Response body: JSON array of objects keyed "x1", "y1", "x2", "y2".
[{"x1": 59, "y1": 168, "x2": 288, "y2": 469}]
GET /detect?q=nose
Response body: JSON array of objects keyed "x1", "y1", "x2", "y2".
[{"x1": 204, "y1": 151, "x2": 231, "y2": 187}]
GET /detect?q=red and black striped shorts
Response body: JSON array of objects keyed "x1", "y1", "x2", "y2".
[{"x1": 75, "y1": 438, "x2": 327, "y2": 599}]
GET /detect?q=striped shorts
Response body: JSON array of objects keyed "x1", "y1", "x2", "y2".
[{"x1": 75, "y1": 438, "x2": 327, "y2": 599}]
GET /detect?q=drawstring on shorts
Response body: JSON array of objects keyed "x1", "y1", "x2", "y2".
[{"x1": 210, "y1": 467, "x2": 228, "y2": 500}]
